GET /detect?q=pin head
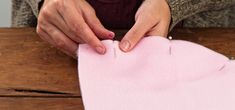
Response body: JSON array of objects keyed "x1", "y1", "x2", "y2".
[{"x1": 168, "y1": 36, "x2": 173, "y2": 40}]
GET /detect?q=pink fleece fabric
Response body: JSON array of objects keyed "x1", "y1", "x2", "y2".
[{"x1": 78, "y1": 36, "x2": 235, "y2": 110}]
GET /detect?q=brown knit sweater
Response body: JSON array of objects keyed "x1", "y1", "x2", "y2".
[{"x1": 11, "y1": 0, "x2": 235, "y2": 30}]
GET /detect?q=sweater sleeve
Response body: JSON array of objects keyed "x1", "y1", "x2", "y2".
[
  {"x1": 25, "y1": 0, "x2": 42, "y2": 17},
  {"x1": 183, "y1": 5, "x2": 235, "y2": 27},
  {"x1": 11, "y1": 0, "x2": 41, "y2": 27},
  {"x1": 12, "y1": 0, "x2": 235, "y2": 28},
  {"x1": 166, "y1": 0, "x2": 235, "y2": 30}
]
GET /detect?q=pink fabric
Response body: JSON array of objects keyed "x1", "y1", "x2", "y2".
[{"x1": 78, "y1": 36, "x2": 235, "y2": 110}]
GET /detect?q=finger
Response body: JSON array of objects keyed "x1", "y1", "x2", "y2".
[
  {"x1": 57, "y1": 1, "x2": 106, "y2": 54},
  {"x1": 41, "y1": 22, "x2": 78, "y2": 58},
  {"x1": 43, "y1": 7, "x2": 85, "y2": 43},
  {"x1": 37, "y1": 26, "x2": 56, "y2": 46},
  {"x1": 119, "y1": 18, "x2": 156, "y2": 52},
  {"x1": 37, "y1": 25, "x2": 77, "y2": 58},
  {"x1": 82, "y1": 4, "x2": 114, "y2": 39},
  {"x1": 49, "y1": 12, "x2": 85, "y2": 43},
  {"x1": 85, "y1": 14, "x2": 115, "y2": 39}
]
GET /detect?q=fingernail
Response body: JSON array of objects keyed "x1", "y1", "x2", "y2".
[
  {"x1": 108, "y1": 32, "x2": 115, "y2": 39},
  {"x1": 96, "y1": 46, "x2": 106, "y2": 54},
  {"x1": 120, "y1": 40, "x2": 131, "y2": 52}
]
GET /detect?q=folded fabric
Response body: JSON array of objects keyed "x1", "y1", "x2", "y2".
[{"x1": 78, "y1": 36, "x2": 235, "y2": 110}]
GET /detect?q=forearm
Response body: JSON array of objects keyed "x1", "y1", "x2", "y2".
[{"x1": 166, "y1": 0, "x2": 235, "y2": 30}]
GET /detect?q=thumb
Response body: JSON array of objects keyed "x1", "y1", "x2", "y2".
[{"x1": 119, "y1": 19, "x2": 155, "y2": 52}]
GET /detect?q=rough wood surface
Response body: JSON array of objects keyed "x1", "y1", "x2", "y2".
[
  {"x1": 0, "y1": 97, "x2": 84, "y2": 110},
  {"x1": 0, "y1": 28, "x2": 80, "y2": 97},
  {"x1": 0, "y1": 28, "x2": 234, "y2": 109},
  {"x1": 170, "y1": 28, "x2": 235, "y2": 58}
]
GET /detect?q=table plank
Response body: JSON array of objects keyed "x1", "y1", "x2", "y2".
[
  {"x1": 0, "y1": 97, "x2": 84, "y2": 110},
  {"x1": 0, "y1": 28, "x2": 234, "y2": 97},
  {"x1": 0, "y1": 28, "x2": 80, "y2": 96},
  {"x1": 171, "y1": 28, "x2": 235, "y2": 58}
]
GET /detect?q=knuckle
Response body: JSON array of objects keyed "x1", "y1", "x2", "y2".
[
  {"x1": 90, "y1": 8, "x2": 95, "y2": 13},
  {"x1": 71, "y1": 23, "x2": 79, "y2": 32},
  {"x1": 55, "y1": 38, "x2": 66, "y2": 48},
  {"x1": 66, "y1": 26, "x2": 74, "y2": 33},
  {"x1": 36, "y1": 26, "x2": 46, "y2": 40},
  {"x1": 47, "y1": 27, "x2": 57, "y2": 36},
  {"x1": 129, "y1": 29, "x2": 139, "y2": 36},
  {"x1": 37, "y1": 17, "x2": 45, "y2": 26},
  {"x1": 36, "y1": 26, "x2": 42, "y2": 34},
  {"x1": 87, "y1": 8, "x2": 95, "y2": 16},
  {"x1": 53, "y1": 0, "x2": 64, "y2": 11},
  {"x1": 89, "y1": 18, "x2": 100, "y2": 27},
  {"x1": 71, "y1": 22, "x2": 85, "y2": 33},
  {"x1": 40, "y1": 8, "x2": 51, "y2": 19}
]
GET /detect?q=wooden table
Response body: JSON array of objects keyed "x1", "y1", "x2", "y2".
[{"x1": 0, "y1": 28, "x2": 234, "y2": 110}]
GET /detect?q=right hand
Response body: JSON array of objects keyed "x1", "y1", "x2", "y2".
[{"x1": 37, "y1": 0, "x2": 114, "y2": 58}]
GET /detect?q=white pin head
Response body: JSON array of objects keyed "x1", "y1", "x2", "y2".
[{"x1": 168, "y1": 36, "x2": 173, "y2": 40}]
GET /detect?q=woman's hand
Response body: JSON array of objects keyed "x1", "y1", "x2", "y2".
[
  {"x1": 37, "y1": 0, "x2": 114, "y2": 58},
  {"x1": 119, "y1": 0, "x2": 171, "y2": 52}
]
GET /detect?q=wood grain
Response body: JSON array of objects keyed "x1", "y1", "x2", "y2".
[
  {"x1": 0, "y1": 28, "x2": 80, "y2": 96},
  {"x1": 0, "y1": 28, "x2": 234, "y2": 109},
  {"x1": 0, "y1": 97, "x2": 84, "y2": 110},
  {"x1": 170, "y1": 28, "x2": 235, "y2": 58}
]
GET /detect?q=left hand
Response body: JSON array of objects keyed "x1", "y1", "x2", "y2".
[{"x1": 119, "y1": 0, "x2": 171, "y2": 52}]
